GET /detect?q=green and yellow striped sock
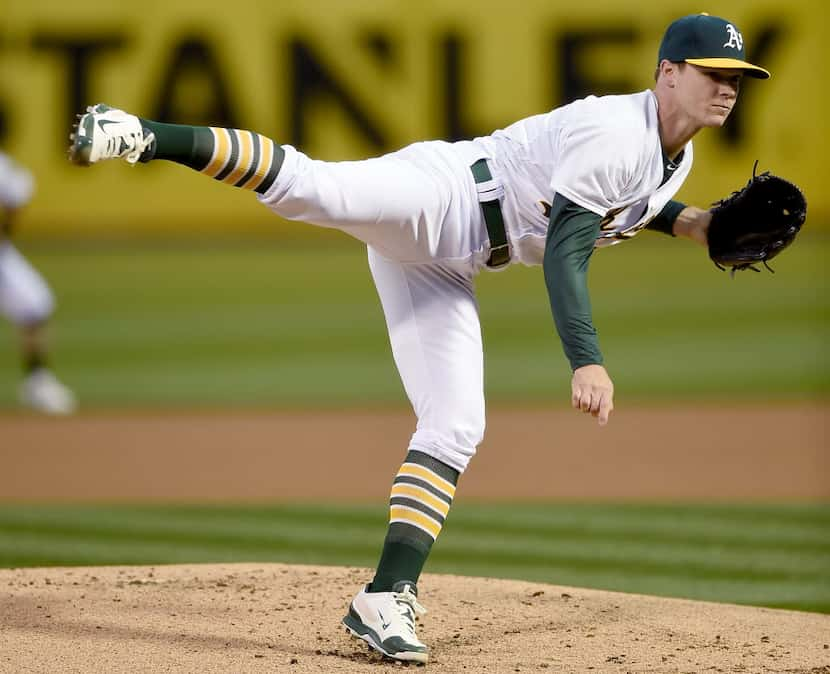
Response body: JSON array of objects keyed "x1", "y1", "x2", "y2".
[
  {"x1": 139, "y1": 120, "x2": 284, "y2": 194},
  {"x1": 370, "y1": 450, "x2": 459, "y2": 592}
]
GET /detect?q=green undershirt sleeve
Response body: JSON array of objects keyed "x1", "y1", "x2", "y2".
[
  {"x1": 543, "y1": 194, "x2": 603, "y2": 370},
  {"x1": 646, "y1": 199, "x2": 686, "y2": 236}
]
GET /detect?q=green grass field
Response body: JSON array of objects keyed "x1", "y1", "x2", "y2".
[
  {"x1": 0, "y1": 503, "x2": 827, "y2": 613},
  {"x1": 0, "y1": 232, "x2": 827, "y2": 407}
]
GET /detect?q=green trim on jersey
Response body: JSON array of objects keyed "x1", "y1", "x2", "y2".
[{"x1": 543, "y1": 194, "x2": 603, "y2": 370}]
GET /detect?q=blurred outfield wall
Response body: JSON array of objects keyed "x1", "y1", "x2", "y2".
[{"x1": 1, "y1": 0, "x2": 826, "y2": 237}]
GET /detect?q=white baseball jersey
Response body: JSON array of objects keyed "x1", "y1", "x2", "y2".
[
  {"x1": 257, "y1": 89, "x2": 693, "y2": 473},
  {"x1": 469, "y1": 89, "x2": 693, "y2": 265}
]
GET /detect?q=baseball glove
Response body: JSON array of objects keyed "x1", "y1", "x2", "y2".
[{"x1": 707, "y1": 161, "x2": 807, "y2": 274}]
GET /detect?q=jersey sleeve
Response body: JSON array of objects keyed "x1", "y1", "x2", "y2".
[
  {"x1": 645, "y1": 199, "x2": 686, "y2": 236},
  {"x1": 543, "y1": 193, "x2": 603, "y2": 370},
  {"x1": 550, "y1": 124, "x2": 641, "y2": 217}
]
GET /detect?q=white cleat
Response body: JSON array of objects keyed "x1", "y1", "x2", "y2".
[
  {"x1": 342, "y1": 581, "x2": 429, "y2": 663},
  {"x1": 68, "y1": 103, "x2": 155, "y2": 166},
  {"x1": 19, "y1": 369, "x2": 77, "y2": 415}
]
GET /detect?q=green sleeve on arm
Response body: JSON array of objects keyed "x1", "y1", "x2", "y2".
[
  {"x1": 543, "y1": 194, "x2": 603, "y2": 370},
  {"x1": 645, "y1": 199, "x2": 686, "y2": 236}
]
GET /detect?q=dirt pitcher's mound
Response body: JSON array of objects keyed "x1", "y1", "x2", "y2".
[{"x1": 1, "y1": 564, "x2": 828, "y2": 673}]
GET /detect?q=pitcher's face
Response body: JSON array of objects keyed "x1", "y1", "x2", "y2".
[{"x1": 675, "y1": 64, "x2": 743, "y2": 127}]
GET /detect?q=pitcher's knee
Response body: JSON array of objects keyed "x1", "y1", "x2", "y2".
[{"x1": 407, "y1": 420, "x2": 485, "y2": 474}]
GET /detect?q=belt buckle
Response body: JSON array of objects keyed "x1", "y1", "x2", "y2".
[{"x1": 487, "y1": 243, "x2": 511, "y2": 269}]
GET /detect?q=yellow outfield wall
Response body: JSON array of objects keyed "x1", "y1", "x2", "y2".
[{"x1": 1, "y1": 0, "x2": 826, "y2": 236}]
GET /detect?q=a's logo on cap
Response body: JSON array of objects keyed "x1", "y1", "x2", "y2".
[{"x1": 723, "y1": 24, "x2": 743, "y2": 50}]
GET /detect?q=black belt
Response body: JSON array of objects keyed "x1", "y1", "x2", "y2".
[{"x1": 470, "y1": 158, "x2": 510, "y2": 268}]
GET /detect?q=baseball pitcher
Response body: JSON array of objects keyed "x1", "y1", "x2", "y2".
[{"x1": 67, "y1": 14, "x2": 783, "y2": 663}]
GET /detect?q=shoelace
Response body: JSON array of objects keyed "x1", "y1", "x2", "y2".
[
  {"x1": 392, "y1": 588, "x2": 427, "y2": 635},
  {"x1": 105, "y1": 130, "x2": 156, "y2": 165}
]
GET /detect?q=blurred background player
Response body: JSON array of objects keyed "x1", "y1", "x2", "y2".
[{"x1": 0, "y1": 151, "x2": 76, "y2": 414}]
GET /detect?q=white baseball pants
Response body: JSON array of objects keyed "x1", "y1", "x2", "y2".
[
  {"x1": 0, "y1": 242, "x2": 55, "y2": 326},
  {"x1": 258, "y1": 140, "x2": 491, "y2": 472}
]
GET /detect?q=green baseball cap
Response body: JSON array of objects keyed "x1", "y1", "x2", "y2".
[{"x1": 658, "y1": 13, "x2": 771, "y2": 79}]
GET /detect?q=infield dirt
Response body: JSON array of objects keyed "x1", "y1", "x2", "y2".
[
  {"x1": 2, "y1": 563, "x2": 829, "y2": 673},
  {"x1": 0, "y1": 403, "x2": 828, "y2": 672}
]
